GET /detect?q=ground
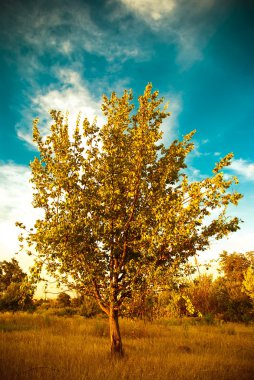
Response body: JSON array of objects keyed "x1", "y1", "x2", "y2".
[{"x1": 0, "y1": 313, "x2": 254, "y2": 380}]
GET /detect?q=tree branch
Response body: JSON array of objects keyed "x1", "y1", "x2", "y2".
[{"x1": 92, "y1": 279, "x2": 109, "y2": 315}]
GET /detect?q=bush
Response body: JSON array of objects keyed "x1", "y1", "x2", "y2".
[
  {"x1": 79, "y1": 296, "x2": 101, "y2": 318},
  {"x1": 57, "y1": 292, "x2": 71, "y2": 307}
]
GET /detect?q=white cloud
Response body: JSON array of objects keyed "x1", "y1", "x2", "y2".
[
  {"x1": 115, "y1": 0, "x2": 229, "y2": 67},
  {"x1": 227, "y1": 159, "x2": 254, "y2": 181},
  {"x1": 0, "y1": 164, "x2": 32, "y2": 224},
  {"x1": 161, "y1": 92, "x2": 182, "y2": 144},
  {"x1": 175, "y1": 27, "x2": 204, "y2": 66},
  {"x1": 200, "y1": 230, "x2": 254, "y2": 263},
  {"x1": 0, "y1": 163, "x2": 64, "y2": 293},
  {"x1": 2, "y1": 0, "x2": 231, "y2": 72},
  {"x1": 0, "y1": 163, "x2": 40, "y2": 270},
  {"x1": 2, "y1": 0, "x2": 146, "y2": 69},
  {"x1": 61, "y1": 40, "x2": 72, "y2": 55},
  {"x1": 16, "y1": 69, "x2": 104, "y2": 147},
  {"x1": 1, "y1": 0, "x2": 237, "y2": 81},
  {"x1": 119, "y1": 0, "x2": 176, "y2": 21},
  {"x1": 34, "y1": 70, "x2": 101, "y2": 121}
]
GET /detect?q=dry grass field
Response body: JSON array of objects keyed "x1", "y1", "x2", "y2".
[{"x1": 0, "y1": 312, "x2": 253, "y2": 380}]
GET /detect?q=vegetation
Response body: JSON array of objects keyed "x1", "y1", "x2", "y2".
[
  {"x1": 122, "y1": 251, "x2": 254, "y2": 323},
  {"x1": 216, "y1": 251, "x2": 254, "y2": 321},
  {"x1": 57, "y1": 292, "x2": 71, "y2": 308},
  {"x1": 0, "y1": 259, "x2": 34, "y2": 311},
  {"x1": 1, "y1": 252, "x2": 253, "y2": 323},
  {"x1": 0, "y1": 313, "x2": 253, "y2": 380},
  {"x1": 243, "y1": 267, "x2": 254, "y2": 302},
  {"x1": 17, "y1": 84, "x2": 242, "y2": 354},
  {"x1": 0, "y1": 253, "x2": 253, "y2": 378}
]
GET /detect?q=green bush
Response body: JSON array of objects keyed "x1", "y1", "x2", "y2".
[{"x1": 79, "y1": 296, "x2": 101, "y2": 318}]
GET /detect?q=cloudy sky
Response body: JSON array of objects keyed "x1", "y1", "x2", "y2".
[{"x1": 0, "y1": 0, "x2": 254, "y2": 272}]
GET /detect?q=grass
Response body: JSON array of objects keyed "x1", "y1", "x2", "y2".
[{"x1": 0, "y1": 312, "x2": 254, "y2": 380}]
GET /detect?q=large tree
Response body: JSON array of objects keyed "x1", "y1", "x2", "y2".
[{"x1": 17, "y1": 84, "x2": 242, "y2": 354}]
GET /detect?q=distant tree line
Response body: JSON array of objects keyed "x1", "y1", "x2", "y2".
[{"x1": 1, "y1": 251, "x2": 253, "y2": 323}]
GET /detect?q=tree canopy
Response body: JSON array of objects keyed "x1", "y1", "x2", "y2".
[
  {"x1": 0, "y1": 258, "x2": 34, "y2": 311},
  {"x1": 17, "y1": 84, "x2": 242, "y2": 354},
  {"x1": 0, "y1": 258, "x2": 25, "y2": 291}
]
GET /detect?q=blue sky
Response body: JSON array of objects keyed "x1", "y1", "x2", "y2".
[{"x1": 0, "y1": 0, "x2": 253, "y2": 272}]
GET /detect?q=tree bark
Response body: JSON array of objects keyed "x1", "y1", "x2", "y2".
[{"x1": 109, "y1": 308, "x2": 123, "y2": 356}]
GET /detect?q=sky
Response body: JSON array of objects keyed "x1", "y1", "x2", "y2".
[{"x1": 0, "y1": 0, "x2": 254, "y2": 275}]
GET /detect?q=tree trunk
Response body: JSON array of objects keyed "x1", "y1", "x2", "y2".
[{"x1": 109, "y1": 308, "x2": 123, "y2": 356}]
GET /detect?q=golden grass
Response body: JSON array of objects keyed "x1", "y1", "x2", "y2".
[{"x1": 0, "y1": 313, "x2": 253, "y2": 380}]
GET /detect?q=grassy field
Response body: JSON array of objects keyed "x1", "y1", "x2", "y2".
[{"x1": 0, "y1": 312, "x2": 253, "y2": 380}]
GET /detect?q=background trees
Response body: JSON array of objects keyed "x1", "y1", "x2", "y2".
[
  {"x1": 243, "y1": 266, "x2": 254, "y2": 303},
  {"x1": 1, "y1": 254, "x2": 252, "y2": 324},
  {"x1": 0, "y1": 259, "x2": 34, "y2": 311},
  {"x1": 216, "y1": 251, "x2": 253, "y2": 321},
  {"x1": 18, "y1": 84, "x2": 242, "y2": 354},
  {"x1": 57, "y1": 292, "x2": 71, "y2": 307},
  {"x1": 175, "y1": 251, "x2": 254, "y2": 322},
  {"x1": 118, "y1": 250, "x2": 254, "y2": 322}
]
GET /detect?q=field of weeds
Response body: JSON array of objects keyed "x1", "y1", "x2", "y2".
[{"x1": 0, "y1": 312, "x2": 253, "y2": 380}]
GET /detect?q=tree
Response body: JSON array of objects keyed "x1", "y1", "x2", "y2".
[
  {"x1": 79, "y1": 295, "x2": 101, "y2": 318},
  {"x1": 0, "y1": 258, "x2": 25, "y2": 291},
  {"x1": 57, "y1": 292, "x2": 71, "y2": 307},
  {"x1": 17, "y1": 84, "x2": 242, "y2": 354},
  {"x1": 241, "y1": 251, "x2": 254, "y2": 304},
  {"x1": 0, "y1": 259, "x2": 34, "y2": 311},
  {"x1": 243, "y1": 266, "x2": 254, "y2": 303},
  {"x1": 185, "y1": 274, "x2": 215, "y2": 317},
  {"x1": 219, "y1": 251, "x2": 251, "y2": 283},
  {"x1": 219, "y1": 251, "x2": 252, "y2": 301},
  {"x1": 216, "y1": 251, "x2": 253, "y2": 321}
]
